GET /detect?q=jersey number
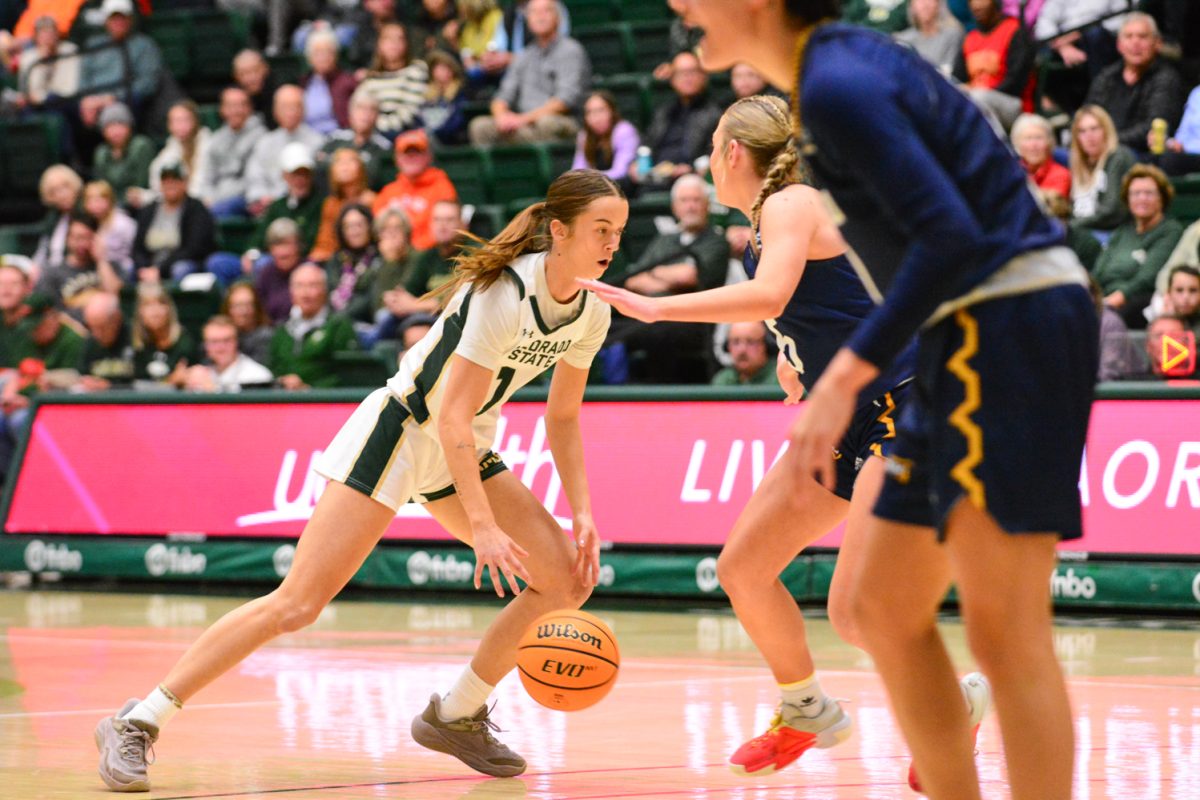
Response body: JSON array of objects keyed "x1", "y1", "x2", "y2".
[{"x1": 477, "y1": 366, "x2": 516, "y2": 415}]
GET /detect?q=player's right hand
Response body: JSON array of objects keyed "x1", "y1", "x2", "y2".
[
  {"x1": 471, "y1": 523, "x2": 531, "y2": 598},
  {"x1": 576, "y1": 279, "x2": 662, "y2": 323},
  {"x1": 777, "y1": 353, "x2": 804, "y2": 405}
]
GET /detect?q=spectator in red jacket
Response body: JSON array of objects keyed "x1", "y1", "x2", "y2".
[
  {"x1": 952, "y1": 0, "x2": 1035, "y2": 130},
  {"x1": 371, "y1": 129, "x2": 457, "y2": 250},
  {"x1": 1011, "y1": 114, "x2": 1070, "y2": 199}
]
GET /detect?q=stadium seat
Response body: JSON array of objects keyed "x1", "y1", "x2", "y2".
[
  {"x1": 575, "y1": 24, "x2": 634, "y2": 76},
  {"x1": 0, "y1": 116, "x2": 63, "y2": 220},
  {"x1": 142, "y1": 12, "x2": 192, "y2": 82},
  {"x1": 487, "y1": 145, "x2": 552, "y2": 204},
  {"x1": 330, "y1": 350, "x2": 394, "y2": 386},
  {"x1": 616, "y1": 0, "x2": 673, "y2": 22},
  {"x1": 266, "y1": 51, "x2": 307, "y2": 87},
  {"x1": 216, "y1": 217, "x2": 258, "y2": 254},
  {"x1": 466, "y1": 203, "x2": 507, "y2": 240},
  {"x1": 541, "y1": 140, "x2": 577, "y2": 180},
  {"x1": 197, "y1": 103, "x2": 221, "y2": 131},
  {"x1": 433, "y1": 146, "x2": 493, "y2": 206},
  {"x1": 627, "y1": 21, "x2": 672, "y2": 74},
  {"x1": 171, "y1": 284, "x2": 223, "y2": 341},
  {"x1": 188, "y1": 11, "x2": 248, "y2": 101},
  {"x1": 594, "y1": 72, "x2": 651, "y2": 130},
  {"x1": 564, "y1": 0, "x2": 617, "y2": 28}
]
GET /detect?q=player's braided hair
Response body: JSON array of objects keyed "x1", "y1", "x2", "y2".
[
  {"x1": 428, "y1": 169, "x2": 625, "y2": 303},
  {"x1": 720, "y1": 95, "x2": 802, "y2": 234}
]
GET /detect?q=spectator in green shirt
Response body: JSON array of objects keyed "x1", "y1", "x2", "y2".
[
  {"x1": 131, "y1": 284, "x2": 197, "y2": 386},
  {"x1": 0, "y1": 260, "x2": 34, "y2": 368},
  {"x1": 93, "y1": 103, "x2": 156, "y2": 202},
  {"x1": 17, "y1": 292, "x2": 86, "y2": 373},
  {"x1": 1093, "y1": 164, "x2": 1184, "y2": 328},
  {"x1": 269, "y1": 263, "x2": 357, "y2": 389},
  {"x1": 254, "y1": 143, "x2": 325, "y2": 256},
  {"x1": 712, "y1": 321, "x2": 782, "y2": 387}
]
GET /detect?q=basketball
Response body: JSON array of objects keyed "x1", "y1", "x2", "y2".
[{"x1": 516, "y1": 610, "x2": 620, "y2": 711}]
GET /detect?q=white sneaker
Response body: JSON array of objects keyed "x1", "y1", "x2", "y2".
[{"x1": 94, "y1": 698, "x2": 157, "y2": 792}]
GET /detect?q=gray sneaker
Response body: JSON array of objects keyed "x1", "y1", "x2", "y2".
[
  {"x1": 411, "y1": 693, "x2": 526, "y2": 777},
  {"x1": 94, "y1": 699, "x2": 157, "y2": 792}
]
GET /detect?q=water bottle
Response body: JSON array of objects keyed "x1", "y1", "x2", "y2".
[
  {"x1": 1150, "y1": 118, "x2": 1168, "y2": 155},
  {"x1": 636, "y1": 146, "x2": 653, "y2": 178}
]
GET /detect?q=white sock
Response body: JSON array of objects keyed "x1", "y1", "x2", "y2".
[
  {"x1": 779, "y1": 674, "x2": 827, "y2": 720},
  {"x1": 439, "y1": 667, "x2": 494, "y2": 722},
  {"x1": 123, "y1": 685, "x2": 182, "y2": 732}
]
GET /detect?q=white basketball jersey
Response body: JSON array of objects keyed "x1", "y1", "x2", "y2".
[{"x1": 386, "y1": 251, "x2": 610, "y2": 446}]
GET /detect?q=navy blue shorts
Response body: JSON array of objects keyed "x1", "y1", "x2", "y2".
[
  {"x1": 830, "y1": 381, "x2": 912, "y2": 501},
  {"x1": 873, "y1": 285, "x2": 1098, "y2": 540}
]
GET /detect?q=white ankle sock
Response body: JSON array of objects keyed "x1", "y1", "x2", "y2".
[
  {"x1": 123, "y1": 685, "x2": 182, "y2": 732},
  {"x1": 439, "y1": 667, "x2": 494, "y2": 721},
  {"x1": 779, "y1": 674, "x2": 827, "y2": 720}
]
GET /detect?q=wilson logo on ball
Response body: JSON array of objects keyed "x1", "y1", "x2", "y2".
[{"x1": 535, "y1": 622, "x2": 605, "y2": 650}]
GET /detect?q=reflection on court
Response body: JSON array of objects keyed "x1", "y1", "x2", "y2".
[{"x1": 0, "y1": 590, "x2": 1196, "y2": 798}]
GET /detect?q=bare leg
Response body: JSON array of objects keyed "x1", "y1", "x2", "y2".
[
  {"x1": 425, "y1": 471, "x2": 589, "y2": 685},
  {"x1": 850, "y1": 515, "x2": 979, "y2": 800},
  {"x1": 162, "y1": 482, "x2": 397, "y2": 701},
  {"x1": 825, "y1": 456, "x2": 886, "y2": 649},
  {"x1": 715, "y1": 456, "x2": 848, "y2": 683},
  {"x1": 946, "y1": 502, "x2": 1073, "y2": 800}
]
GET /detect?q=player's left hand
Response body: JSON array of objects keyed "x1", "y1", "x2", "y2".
[
  {"x1": 571, "y1": 511, "x2": 602, "y2": 587},
  {"x1": 576, "y1": 279, "x2": 663, "y2": 322},
  {"x1": 788, "y1": 348, "x2": 878, "y2": 491}
]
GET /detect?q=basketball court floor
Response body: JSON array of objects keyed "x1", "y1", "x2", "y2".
[{"x1": 1, "y1": 588, "x2": 1197, "y2": 798}]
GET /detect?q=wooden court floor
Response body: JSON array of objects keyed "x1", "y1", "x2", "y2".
[{"x1": 1, "y1": 589, "x2": 1197, "y2": 799}]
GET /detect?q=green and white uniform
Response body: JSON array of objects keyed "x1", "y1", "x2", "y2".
[{"x1": 315, "y1": 252, "x2": 610, "y2": 510}]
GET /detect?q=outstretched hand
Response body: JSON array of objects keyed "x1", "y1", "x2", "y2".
[
  {"x1": 471, "y1": 522, "x2": 532, "y2": 598},
  {"x1": 577, "y1": 279, "x2": 664, "y2": 323},
  {"x1": 570, "y1": 512, "x2": 602, "y2": 588}
]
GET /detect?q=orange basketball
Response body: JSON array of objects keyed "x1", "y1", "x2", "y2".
[{"x1": 516, "y1": 610, "x2": 620, "y2": 711}]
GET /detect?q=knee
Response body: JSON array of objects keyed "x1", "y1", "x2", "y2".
[
  {"x1": 263, "y1": 590, "x2": 324, "y2": 634},
  {"x1": 962, "y1": 603, "x2": 1053, "y2": 678},
  {"x1": 715, "y1": 549, "x2": 753, "y2": 599},
  {"x1": 536, "y1": 568, "x2": 592, "y2": 610},
  {"x1": 826, "y1": 589, "x2": 864, "y2": 650}
]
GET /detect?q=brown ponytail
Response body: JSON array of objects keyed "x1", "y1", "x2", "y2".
[
  {"x1": 719, "y1": 95, "x2": 803, "y2": 232},
  {"x1": 429, "y1": 169, "x2": 624, "y2": 303}
]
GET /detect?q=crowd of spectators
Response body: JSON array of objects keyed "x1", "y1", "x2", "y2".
[{"x1": 0, "y1": 0, "x2": 1197, "y2": 454}]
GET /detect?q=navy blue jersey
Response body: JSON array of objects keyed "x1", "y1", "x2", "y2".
[
  {"x1": 743, "y1": 241, "x2": 914, "y2": 408},
  {"x1": 798, "y1": 24, "x2": 1065, "y2": 369}
]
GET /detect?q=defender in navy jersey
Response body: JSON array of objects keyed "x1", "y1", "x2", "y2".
[
  {"x1": 677, "y1": 3, "x2": 1094, "y2": 799},
  {"x1": 586, "y1": 95, "x2": 940, "y2": 778},
  {"x1": 93, "y1": 172, "x2": 627, "y2": 791}
]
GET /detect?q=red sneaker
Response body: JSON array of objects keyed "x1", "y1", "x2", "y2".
[
  {"x1": 907, "y1": 673, "x2": 990, "y2": 793},
  {"x1": 729, "y1": 700, "x2": 853, "y2": 777}
]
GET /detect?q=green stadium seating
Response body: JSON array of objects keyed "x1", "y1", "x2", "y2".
[
  {"x1": 142, "y1": 13, "x2": 192, "y2": 82},
  {"x1": 0, "y1": 116, "x2": 63, "y2": 221},
  {"x1": 0, "y1": 222, "x2": 47, "y2": 257},
  {"x1": 330, "y1": 350, "x2": 393, "y2": 387},
  {"x1": 266, "y1": 52, "x2": 307, "y2": 87},
  {"x1": 216, "y1": 217, "x2": 258, "y2": 254},
  {"x1": 487, "y1": 145, "x2": 552, "y2": 204},
  {"x1": 467, "y1": 203, "x2": 507, "y2": 240},
  {"x1": 171, "y1": 285, "x2": 223, "y2": 341},
  {"x1": 188, "y1": 11, "x2": 249, "y2": 101},
  {"x1": 616, "y1": 0, "x2": 673, "y2": 22},
  {"x1": 433, "y1": 146, "x2": 492, "y2": 206},
  {"x1": 627, "y1": 21, "x2": 672, "y2": 74},
  {"x1": 564, "y1": 0, "x2": 617, "y2": 28},
  {"x1": 575, "y1": 24, "x2": 634, "y2": 76},
  {"x1": 622, "y1": 196, "x2": 671, "y2": 261},
  {"x1": 542, "y1": 140, "x2": 577, "y2": 179},
  {"x1": 594, "y1": 72, "x2": 651, "y2": 130}
]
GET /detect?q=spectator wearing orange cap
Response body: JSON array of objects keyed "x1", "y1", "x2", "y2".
[{"x1": 371, "y1": 129, "x2": 457, "y2": 250}]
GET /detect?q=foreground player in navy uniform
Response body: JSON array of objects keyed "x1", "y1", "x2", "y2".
[
  {"x1": 586, "y1": 94, "x2": 993, "y2": 778},
  {"x1": 94, "y1": 171, "x2": 626, "y2": 790},
  {"x1": 675, "y1": 2, "x2": 1097, "y2": 799}
]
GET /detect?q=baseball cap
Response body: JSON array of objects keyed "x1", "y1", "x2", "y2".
[
  {"x1": 279, "y1": 142, "x2": 315, "y2": 173},
  {"x1": 98, "y1": 102, "x2": 134, "y2": 129},
  {"x1": 99, "y1": 0, "x2": 135, "y2": 18},
  {"x1": 160, "y1": 161, "x2": 188, "y2": 180},
  {"x1": 394, "y1": 128, "x2": 430, "y2": 154}
]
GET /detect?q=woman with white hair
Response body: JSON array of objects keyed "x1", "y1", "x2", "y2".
[
  {"x1": 32, "y1": 164, "x2": 83, "y2": 274},
  {"x1": 1011, "y1": 113, "x2": 1071, "y2": 199},
  {"x1": 894, "y1": 0, "x2": 963, "y2": 75},
  {"x1": 301, "y1": 28, "x2": 359, "y2": 135}
]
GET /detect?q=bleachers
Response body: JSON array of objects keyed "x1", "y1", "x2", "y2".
[{"x1": 0, "y1": 116, "x2": 64, "y2": 223}]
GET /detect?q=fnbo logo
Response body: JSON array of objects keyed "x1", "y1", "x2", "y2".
[
  {"x1": 696, "y1": 557, "x2": 720, "y2": 593},
  {"x1": 406, "y1": 550, "x2": 474, "y2": 585},
  {"x1": 273, "y1": 544, "x2": 296, "y2": 578},
  {"x1": 23, "y1": 540, "x2": 83, "y2": 573},
  {"x1": 144, "y1": 544, "x2": 207, "y2": 577},
  {"x1": 1050, "y1": 567, "x2": 1097, "y2": 600}
]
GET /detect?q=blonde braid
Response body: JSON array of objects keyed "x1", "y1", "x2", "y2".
[{"x1": 749, "y1": 138, "x2": 801, "y2": 232}]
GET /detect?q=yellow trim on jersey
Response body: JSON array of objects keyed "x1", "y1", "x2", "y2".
[{"x1": 947, "y1": 309, "x2": 986, "y2": 509}]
